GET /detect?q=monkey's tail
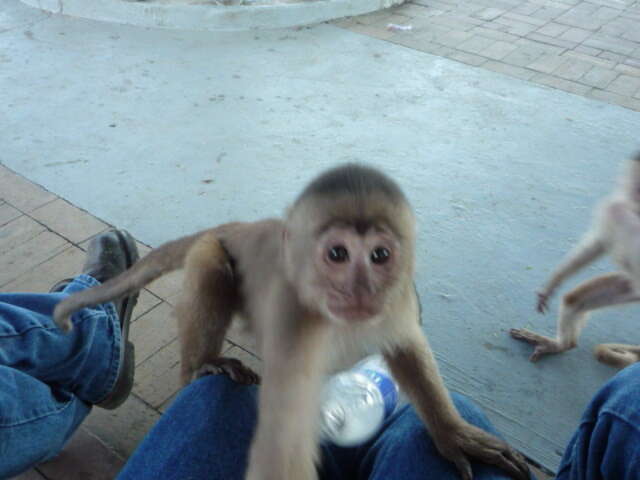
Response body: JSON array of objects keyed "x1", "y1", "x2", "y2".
[{"x1": 53, "y1": 231, "x2": 209, "y2": 332}]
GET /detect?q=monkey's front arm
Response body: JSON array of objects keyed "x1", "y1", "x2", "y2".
[
  {"x1": 245, "y1": 286, "x2": 330, "y2": 480},
  {"x1": 384, "y1": 330, "x2": 530, "y2": 480}
]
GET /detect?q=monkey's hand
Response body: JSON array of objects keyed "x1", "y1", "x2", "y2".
[
  {"x1": 535, "y1": 290, "x2": 551, "y2": 314},
  {"x1": 434, "y1": 422, "x2": 530, "y2": 480},
  {"x1": 193, "y1": 357, "x2": 261, "y2": 385}
]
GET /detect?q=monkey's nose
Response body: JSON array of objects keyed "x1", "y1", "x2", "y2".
[{"x1": 350, "y1": 262, "x2": 375, "y2": 296}]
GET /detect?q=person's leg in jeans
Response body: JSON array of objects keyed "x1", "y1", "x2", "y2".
[
  {"x1": 117, "y1": 374, "x2": 258, "y2": 480},
  {"x1": 321, "y1": 393, "x2": 526, "y2": 480},
  {"x1": 119, "y1": 375, "x2": 525, "y2": 480},
  {"x1": 0, "y1": 230, "x2": 139, "y2": 478},
  {"x1": 556, "y1": 362, "x2": 640, "y2": 480}
]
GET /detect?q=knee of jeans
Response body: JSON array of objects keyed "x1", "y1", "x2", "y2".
[
  {"x1": 612, "y1": 362, "x2": 640, "y2": 387},
  {"x1": 189, "y1": 371, "x2": 238, "y2": 392},
  {"x1": 602, "y1": 363, "x2": 640, "y2": 399},
  {"x1": 593, "y1": 363, "x2": 640, "y2": 418},
  {"x1": 173, "y1": 373, "x2": 258, "y2": 416},
  {"x1": 451, "y1": 392, "x2": 482, "y2": 417},
  {"x1": 390, "y1": 404, "x2": 430, "y2": 440}
]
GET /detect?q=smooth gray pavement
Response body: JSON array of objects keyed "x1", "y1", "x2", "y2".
[{"x1": 2, "y1": 1, "x2": 640, "y2": 471}]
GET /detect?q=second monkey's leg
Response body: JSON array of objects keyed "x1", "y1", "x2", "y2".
[
  {"x1": 511, "y1": 273, "x2": 639, "y2": 362},
  {"x1": 175, "y1": 233, "x2": 259, "y2": 386}
]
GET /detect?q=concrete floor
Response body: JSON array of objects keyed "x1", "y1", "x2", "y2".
[{"x1": 2, "y1": 0, "x2": 640, "y2": 473}]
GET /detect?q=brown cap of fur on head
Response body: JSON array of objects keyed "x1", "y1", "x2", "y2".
[
  {"x1": 289, "y1": 164, "x2": 413, "y2": 238},
  {"x1": 295, "y1": 164, "x2": 408, "y2": 206}
]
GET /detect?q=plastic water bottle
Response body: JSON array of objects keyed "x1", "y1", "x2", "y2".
[{"x1": 319, "y1": 355, "x2": 399, "y2": 447}]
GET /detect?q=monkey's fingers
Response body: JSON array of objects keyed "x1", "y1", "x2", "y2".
[
  {"x1": 54, "y1": 313, "x2": 73, "y2": 333},
  {"x1": 473, "y1": 442, "x2": 530, "y2": 480},
  {"x1": 509, "y1": 328, "x2": 532, "y2": 342},
  {"x1": 493, "y1": 447, "x2": 531, "y2": 480},
  {"x1": 217, "y1": 358, "x2": 261, "y2": 385},
  {"x1": 452, "y1": 456, "x2": 473, "y2": 480},
  {"x1": 536, "y1": 292, "x2": 550, "y2": 314},
  {"x1": 510, "y1": 329, "x2": 560, "y2": 363},
  {"x1": 236, "y1": 367, "x2": 261, "y2": 385},
  {"x1": 194, "y1": 358, "x2": 261, "y2": 385},
  {"x1": 509, "y1": 328, "x2": 543, "y2": 346},
  {"x1": 450, "y1": 424, "x2": 530, "y2": 480}
]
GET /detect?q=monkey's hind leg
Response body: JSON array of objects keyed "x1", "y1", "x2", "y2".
[
  {"x1": 511, "y1": 273, "x2": 638, "y2": 362},
  {"x1": 595, "y1": 343, "x2": 640, "y2": 368},
  {"x1": 175, "y1": 233, "x2": 259, "y2": 386}
]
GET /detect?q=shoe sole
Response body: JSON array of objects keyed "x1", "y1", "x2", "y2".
[{"x1": 96, "y1": 229, "x2": 140, "y2": 410}]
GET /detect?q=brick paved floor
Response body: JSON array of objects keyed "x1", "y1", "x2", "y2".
[
  {"x1": 1, "y1": 164, "x2": 261, "y2": 480},
  {"x1": 334, "y1": 0, "x2": 640, "y2": 111}
]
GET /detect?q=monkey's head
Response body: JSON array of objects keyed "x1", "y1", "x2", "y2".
[{"x1": 284, "y1": 164, "x2": 415, "y2": 325}]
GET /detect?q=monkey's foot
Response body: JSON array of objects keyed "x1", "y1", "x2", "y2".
[
  {"x1": 509, "y1": 328, "x2": 567, "y2": 362},
  {"x1": 594, "y1": 343, "x2": 640, "y2": 369},
  {"x1": 436, "y1": 422, "x2": 530, "y2": 480},
  {"x1": 194, "y1": 357, "x2": 261, "y2": 385}
]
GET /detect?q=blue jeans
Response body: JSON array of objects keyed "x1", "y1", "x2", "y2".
[
  {"x1": 118, "y1": 374, "x2": 516, "y2": 480},
  {"x1": 556, "y1": 361, "x2": 640, "y2": 480},
  {"x1": 117, "y1": 370, "x2": 640, "y2": 480},
  {"x1": 0, "y1": 275, "x2": 121, "y2": 479}
]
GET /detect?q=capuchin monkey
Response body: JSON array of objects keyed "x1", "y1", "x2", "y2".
[
  {"x1": 511, "y1": 153, "x2": 640, "y2": 368},
  {"x1": 54, "y1": 164, "x2": 529, "y2": 480}
]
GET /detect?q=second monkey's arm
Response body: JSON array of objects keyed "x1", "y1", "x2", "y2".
[{"x1": 537, "y1": 234, "x2": 605, "y2": 313}]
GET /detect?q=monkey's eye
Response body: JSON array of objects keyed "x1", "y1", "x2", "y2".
[
  {"x1": 371, "y1": 247, "x2": 390, "y2": 264},
  {"x1": 328, "y1": 246, "x2": 349, "y2": 263}
]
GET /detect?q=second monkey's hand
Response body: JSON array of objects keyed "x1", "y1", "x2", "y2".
[
  {"x1": 535, "y1": 289, "x2": 551, "y2": 314},
  {"x1": 434, "y1": 422, "x2": 530, "y2": 480}
]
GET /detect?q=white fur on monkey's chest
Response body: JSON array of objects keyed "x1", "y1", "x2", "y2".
[
  {"x1": 230, "y1": 313, "x2": 383, "y2": 373},
  {"x1": 324, "y1": 320, "x2": 394, "y2": 373},
  {"x1": 606, "y1": 205, "x2": 640, "y2": 278}
]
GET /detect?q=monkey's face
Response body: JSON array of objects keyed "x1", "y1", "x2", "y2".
[{"x1": 313, "y1": 224, "x2": 401, "y2": 324}]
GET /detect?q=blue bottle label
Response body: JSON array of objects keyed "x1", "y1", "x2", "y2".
[{"x1": 362, "y1": 369, "x2": 398, "y2": 418}]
